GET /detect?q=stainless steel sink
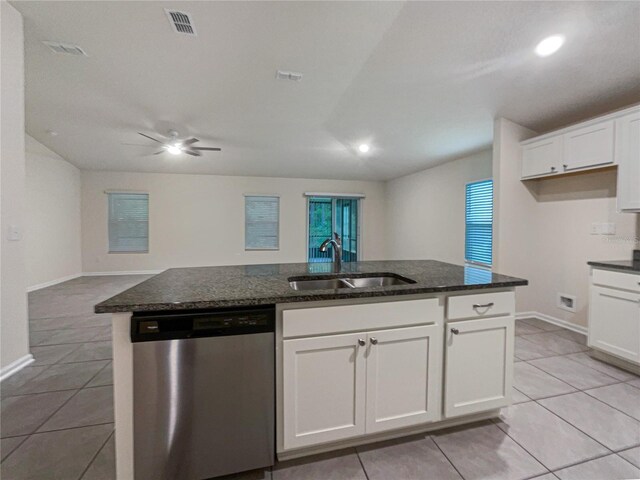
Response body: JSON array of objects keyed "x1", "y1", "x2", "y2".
[
  {"x1": 289, "y1": 274, "x2": 415, "y2": 291},
  {"x1": 289, "y1": 278, "x2": 352, "y2": 291},
  {"x1": 345, "y1": 276, "x2": 414, "y2": 288}
]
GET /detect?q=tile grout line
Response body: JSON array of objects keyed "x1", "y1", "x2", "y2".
[
  {"x1": 76, "y1": 429, "x2": 114, "y2": 480},
  {"x1": 581, "y1": 387, "x2": 640, "y2": 423},
  {"x1": 429, "y1": 435, "x2": 469, "y2": 480},
  {"x1": 521, "y1": 358, "x2": 623, "y2": 393},
  {"x1": 354, "y1": 448, "x2": 371, "y2": 480},
  {"x1": 489, "y1": 418, "x2": 555, "y2": 474}
]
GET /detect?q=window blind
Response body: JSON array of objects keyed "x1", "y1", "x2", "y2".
[
  {"x1": 245, "y1": 196, "x2": 279, "y2": 250},
  {"x1": 108, "y1": 193, "x2": 149, "y2": 253},
  {"x1": 465, "y1": 179, "x2": 493, "y2": 266}
]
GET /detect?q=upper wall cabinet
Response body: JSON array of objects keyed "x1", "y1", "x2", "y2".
[
  {"x1": 562, "y1": 121, "x2": 614, "y2": 172},
  {"x1": 520, "y1": 105, "x2": 640, "y2": 212},
  {"x1": 521, "y1": 136, "x2": 563, "y2": 178},
  {"x1": 616, "y1": 111, "x2": 640, "y2": 212}
]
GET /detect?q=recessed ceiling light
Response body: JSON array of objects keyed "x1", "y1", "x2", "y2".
[
  {"x1": 358, "y1": 144, "x2": 370, "y2": 153},
  {"x1": 535, "y1": 35, "x2": 565, "y2": 57},
  {"x1": 166, "y1": 144, "x2": 182, "y2": 155}
]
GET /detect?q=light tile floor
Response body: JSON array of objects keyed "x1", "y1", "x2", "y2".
[{"x1": 2, "y1": 277, "x2": 640, "y2": 480}]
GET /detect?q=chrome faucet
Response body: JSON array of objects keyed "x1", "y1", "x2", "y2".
[{"x1": 320, "y1": 232, "x2": 343, "y2": 271}]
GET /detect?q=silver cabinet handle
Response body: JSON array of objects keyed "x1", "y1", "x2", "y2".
[
  {"x1": 473, "y1": 302, "x2": 494, "y2": 309},
  {"x1": 358, "y1": 338, "x2": 365, "y2": 346},
  {"x1": 370, "y1": 337, "x2": 378, "y2": 345},
  {"x1": 563, "y1": 164, "x2": 568, "y2": 170},
  {"x1": 451, "y1": 328, "x2": 460, "y2": 335}
]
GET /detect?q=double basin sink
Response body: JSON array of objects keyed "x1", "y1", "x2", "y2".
[{"x1": 289, "y1": 274, "x2": 416, "y2": 291}]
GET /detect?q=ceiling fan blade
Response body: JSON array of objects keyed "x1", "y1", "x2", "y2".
[
  {"x1": 184, "y1": 149, "x2": 202, "y2": 156},
  {"x1": 138, "y1": 132, "x2": 164, "y2": 144},
  {"x1": 182, "y1": 137, "x2": 199, "y2": 145},
  {"x1": 191, "y1": 147, "x2": 222, "y2": 151},
  {"x1": 142, "y1": 150, "x2": 165, "y2": 156},
  {"x1": 122, "y1": 143, "x2": 157, "y2": 147}
]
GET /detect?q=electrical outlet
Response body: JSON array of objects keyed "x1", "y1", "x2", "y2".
[
  {"x1": 7, "y1": 225, "x2": 21, "y2": 241},
  {"x1": 590, "y1": 223, "x2": 602, "y2": 235}
]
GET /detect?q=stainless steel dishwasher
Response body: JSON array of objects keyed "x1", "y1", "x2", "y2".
[{"x1": 131, "y1": 307, "x2": 275, "y2": 480}]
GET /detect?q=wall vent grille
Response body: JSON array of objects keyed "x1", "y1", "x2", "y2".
[
  {"x1": 42, "y1": 41, "x2": 87, "y2": 56},
  {"x1": 165, "y1": 9, "x2": 196, "y2": 35}
]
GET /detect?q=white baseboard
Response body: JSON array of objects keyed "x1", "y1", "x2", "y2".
[
  {"x1": 0, "y1": 354, "x2": 34, "y2": 382},
  {"x1": 516, "y1": 311, "x2": 587, "y2": 335},
  {"x1": 82, "y1": 270, "x2": 163, "y2": 276},
  {"x1": 27, "y1": 273, "x2": 83, "y2": 292}
]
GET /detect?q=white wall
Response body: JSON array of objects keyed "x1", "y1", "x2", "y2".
[
  {"x1": 1, "y1": 2, "x2": 30, "y2": 371},
  {"x1": 385, "y1": 150, "x2": 492, "y2": 264},
  {"x1": 26, "y1": 135, "x2": 82, "y2": 289},
  {"x1": 81, "y1": 171, "x2": 387, "y2": 273},
  {"x1": 493, "y1": 117, "x2": 639, "y2": 328}
]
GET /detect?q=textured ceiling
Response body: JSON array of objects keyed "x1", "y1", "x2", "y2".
[{"x1": 13, "y1": 1, "x2": 640, "y2": 180}]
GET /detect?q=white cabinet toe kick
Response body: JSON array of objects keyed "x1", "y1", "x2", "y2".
[{"x1": 275, "y1": 289, "x2": 516, "y2": 459}]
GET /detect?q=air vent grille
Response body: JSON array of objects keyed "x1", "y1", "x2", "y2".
[
  {"x1": 165, "y1": 9, "x2": 196, "y2": 35},
  {"x1": 42, "y1": 41, "x2": 87, "y2": 56}
]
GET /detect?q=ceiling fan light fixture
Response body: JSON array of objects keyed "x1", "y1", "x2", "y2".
[{"x1": 166, "y1": 144, "x2": 182, "y2": 155}]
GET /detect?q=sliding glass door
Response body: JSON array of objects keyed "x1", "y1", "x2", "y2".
[{"x1": 307, "y1": 197, "x2": 359, "y2": 263}]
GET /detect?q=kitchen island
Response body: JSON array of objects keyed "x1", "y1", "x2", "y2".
[{"x1": 96, "y1": 260, "x2": 527, "y2": 479}]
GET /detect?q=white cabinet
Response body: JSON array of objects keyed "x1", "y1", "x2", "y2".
[
  {"x1": 365, "y1": 325, "x2": 441, "y2": 433},
  {"x1": 282, "y1": 325, "x2": 442, "y2": 449},
  {"x1": 521, "y1": 136, "x2": 563, "y2": 178},
  {"x1": 520, "y1": 105, "x2": 639, "y2": 183},
  {"x1": 616, "y1": 111, "x2": 640, "y2": 212},
  {"x1": 282, "y1": 332, "x2": 366, "y2": 449},
  {"x1": 444, "y1": 316, "x2": 514, "y2": 418},
  {"x1": 563, "y1": 120, "x2": 615, "y2": 172},
  {"x1": 589, "y1": 271, "x2": 640, "y2": 364}
]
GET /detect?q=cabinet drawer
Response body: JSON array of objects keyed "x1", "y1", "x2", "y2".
[
  {"x1": 592, "y1": 268, "x2": 640, "y2": 293},
  {"x1": 283, "y1": 298, "x2": 442, "y2": 338},
  {"x1": 447, "y1": 292, "x2": 514, "y2": 320}
]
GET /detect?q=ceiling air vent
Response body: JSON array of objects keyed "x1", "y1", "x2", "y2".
[
  {"x1": 165, "y1": 9, "x2": 196, "y2": 36},
  {"x1": 276, "y1": 70, "x2": 303, "y2": 82},
  {"x1": 42, "y1": 41, "x2": 87, "y2": 56}
]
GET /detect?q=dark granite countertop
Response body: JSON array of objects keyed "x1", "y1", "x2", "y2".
[
  {"x1": 94, "y1": 260, "x2": 528, "y2": 314},
  {"x1": 588, "y1": 260, "x2": 640, "y2": 273}
]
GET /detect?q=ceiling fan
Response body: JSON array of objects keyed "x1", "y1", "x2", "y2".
[{"x1": 128, "y1": 130, "x2": 222, "y2": 156}]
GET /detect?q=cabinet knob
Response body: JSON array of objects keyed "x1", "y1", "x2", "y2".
[
  {"x1": 563, "y1": 164, "x2": 568, "y2": 170},
  {"x1": 451, "y1": 328, "x2": 460, "y2": 335},
  {"x1": 358, "y1": 338, "x2": 365, "y2": 346},
  {"x1": 550, "y1": 166, "x2": 556, "y2": 172},
  {"x1": 370, "y1": 337, "x2": 378, "y2": 345}
]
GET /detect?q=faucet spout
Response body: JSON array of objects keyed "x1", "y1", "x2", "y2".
[{"x1": 319, "y1": 232, "x2": 343, "y2": 271}]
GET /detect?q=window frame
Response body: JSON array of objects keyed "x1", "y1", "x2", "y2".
[
  {"x1": 464, "y1": 178, "x2": 493, "y2": 267},
  {"x1": 107, "y1": 191, "x2": 149, "y2": 254},
  {"x1": 244, "y1": 194, "x2": 280, "y2": 251},
  {"x1": 305, "y1": 195, "x2": 362, "y2": 263}
]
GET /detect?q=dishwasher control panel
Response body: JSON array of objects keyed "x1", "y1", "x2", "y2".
[{"x1": 131, "y1": 307, "x2": 275, "y2": 342}]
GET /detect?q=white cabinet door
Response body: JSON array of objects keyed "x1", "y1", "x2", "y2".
[
  {"x1": 589, "y1": 285, "x2": 640, "y2": 363},
  {"x1": 616, "y1": 111, "x2": 640, "y2": 212},
  {"x1": 522, "y1": 136, "x2": 562, "y2": 178},
  {"x1": 444, "y1": 316, "x2": 514, "y2": 418},
  {"x1": 282, "y1": 332, "x2": 366, "y2": 449},
  {"x1": 365, "y1": 325, "x2": 442, "y2": 433},
  {"x1": 562, "y1": 120, "x2": 615, "y2": 172}
]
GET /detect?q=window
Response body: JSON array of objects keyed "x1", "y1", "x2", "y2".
[
  {"x1": 245, "y1": 195, "x2": 279, "y2": 250},
  {"x1": 307, "y1": 195, "x2": 360, "y2": 263},
  {"x1": 465, "y1": 179, "x2": 493, "y2": 266},
  {"x1": 108, "y1": 192, "x2": 149, "y2": 253}
]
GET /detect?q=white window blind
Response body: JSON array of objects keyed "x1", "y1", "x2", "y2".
[
  {"x1": 465, "y1": 179, "x2": 493, "y2": 266},
  {"x1": 245, "y1": 196, "x2": 279, "y2": 250},
  {"x1": 108, "y1": 193, "x2": 149, "y2": 253}
]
